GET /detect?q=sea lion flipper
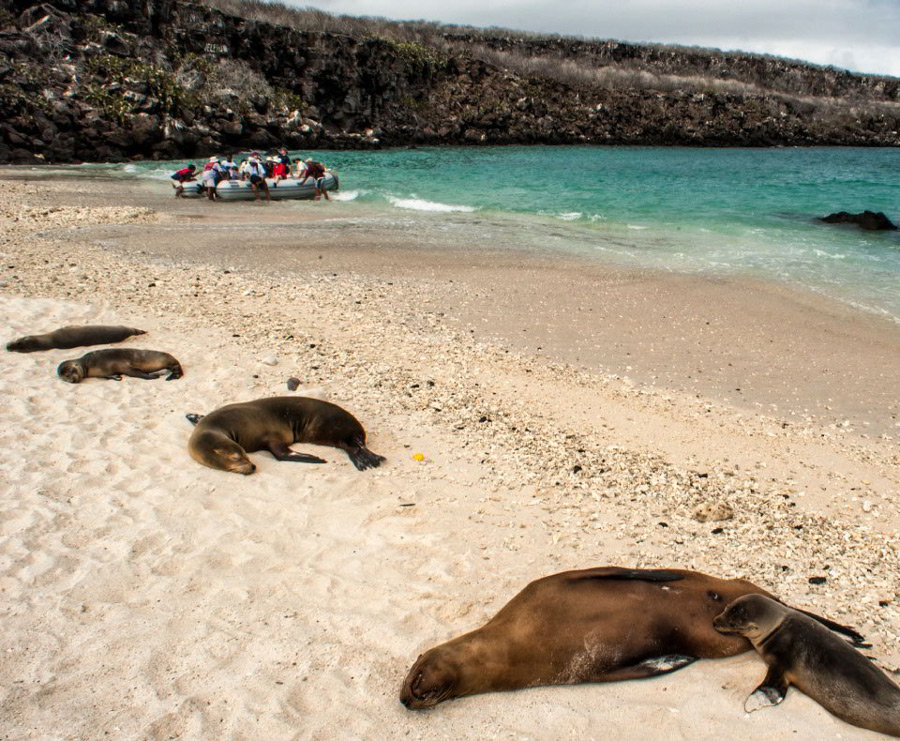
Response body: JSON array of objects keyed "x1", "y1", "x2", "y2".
[
  {"x1": 745, "y1": 668, "x2": 788, "y2": 713},
  {"x1": 792, "y1": 607, "x2": 868, "y2": 646},
  {"x1": 612, "y1": 655, "x2": 697, "y2": 681},
  {"x1": 346, "y1": 446, "x2": 386, "y2": 471},
  {"x1": 268, "y1": 441, "x2": 326, "y2": 464},
  {"x1": 121, "y1": 367, "x2": 158, "y2": 380},
  {"x1": 185, "y1": 413, "x2": 205, "y2": 426}
]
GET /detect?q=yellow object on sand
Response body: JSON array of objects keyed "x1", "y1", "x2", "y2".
[{"x1": 413, "y1": 453, "x2": 425, "y2": 461}]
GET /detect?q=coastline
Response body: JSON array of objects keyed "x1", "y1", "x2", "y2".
[{"x1": 1, "y1": 174, "x2": 897, "y2": 739}]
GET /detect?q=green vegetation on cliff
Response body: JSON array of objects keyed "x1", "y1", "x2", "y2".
[{"x1": 0, "y1": 0, "x2": 897, "y2": 163}]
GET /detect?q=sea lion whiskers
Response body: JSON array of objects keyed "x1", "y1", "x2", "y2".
[
  {"x1": 189, "y1": 429, "x2": 256, "y2": 475},
  {"x1": 401, "y1": 634, "x2": 500, "y2": 708},
  {"x1": 186, "y1": 397, "x2": 383, "y2": 475},
  {"x1": 399, "y1": 566, "x2": 866, "y2": 710},
  {"x1": 57, "y1": 359, "x2": 85, "y2": 384},
  {"x1": 56, "y1": 349, "x2": 182, "y2": 383},
  {"x1": 713, "y1": 599, "x2": 764, "y2": 640},
  {"x1": 7, "y1": 325, "x2": 146, "y2": 353},
  {"x1": 714, "y1": 594, "x2": 900, "y2": 736}
]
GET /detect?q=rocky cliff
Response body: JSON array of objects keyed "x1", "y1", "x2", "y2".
[{"x1": 1, "y1": 0, "x2": 898, "y2": 163}]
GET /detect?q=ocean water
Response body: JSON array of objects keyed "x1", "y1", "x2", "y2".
[{"x1": 50, "y1": 146, "x2": 900, "y2": 320}]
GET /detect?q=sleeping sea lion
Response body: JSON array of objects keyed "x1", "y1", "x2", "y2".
[
  {"x1": 714, "y1": 594, "x2": 900, "y2": 736},
  {"x1": 399, "y1": 566, "x2": 864, "y2": 709},
  {"x1": 186, "y1": 396, "x2": 385, "y2": 475},
  {"x1": 6, "y1": 325, "x2": 146, "y2": 352},
  {"x1": 57, "y1": 349, "x2": 183, "y2": 383}
]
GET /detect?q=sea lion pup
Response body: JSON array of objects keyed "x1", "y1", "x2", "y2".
[
  {"x1": 57, "y1": 349, "x2": 183, "y2": 383},
  {"x1": 186, "y1": 396, "x2": 385, "y2": 475},
  {"x1": 399, "y1": 566, "x2": 864, "y2": 709},
  {"x1": 714, "y1": 594, "x2": 900, "y2": 736},
  {"x1": 6, "y1": 325, "x2": 146, "y2": 353}
]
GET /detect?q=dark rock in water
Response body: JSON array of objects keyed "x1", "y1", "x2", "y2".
[{"x1": 820, "y1": 211, "x2": 898, "y2": 231}]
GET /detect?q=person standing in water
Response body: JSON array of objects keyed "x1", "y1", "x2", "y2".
[
  {"x1": 300, "y1": 158, "x2": 330, "y2": 201},
  {"x1": 170, "y1": 163, "x2": 196, "y2": 197}
]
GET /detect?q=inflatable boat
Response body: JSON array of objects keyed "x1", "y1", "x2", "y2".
[{"x1": 175, "y1": 172, "x2": 339, "y2": 200}]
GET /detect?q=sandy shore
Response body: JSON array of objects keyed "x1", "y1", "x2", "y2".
[{"x1": 0, "y1": 173, "x2": 897, "y2": 739}]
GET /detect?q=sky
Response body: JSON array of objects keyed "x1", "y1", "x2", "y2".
[{"x1": 288, "y1": 0, "x2": 900, "y2": 77}]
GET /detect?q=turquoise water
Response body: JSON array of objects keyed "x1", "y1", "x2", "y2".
[{"x1": 61, "y1": 146, "x2": 900, "y2": 319}]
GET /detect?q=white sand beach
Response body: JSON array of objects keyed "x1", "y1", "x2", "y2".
[{"x1": 0, "y1": 175, "x2": 898, "y2": 740}]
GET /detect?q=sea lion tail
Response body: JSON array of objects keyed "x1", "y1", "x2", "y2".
[
  {"x1": 575, "y1": 567, "x2": 685, "y2": 583},
  {"x1": 794, "y1": 607, "x2": 868, "y2": 647},
  {"x1": 132, "y1": 328, "x2": 148, "y2": 335}
]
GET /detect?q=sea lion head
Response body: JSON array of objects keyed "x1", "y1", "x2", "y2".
[
  {"x1": 714, "y1": 594, "x2": 784, "y2": 641},
  {"x1": 399, "y1": 634, "x2": 497, "y2": 710},
  {"x1": 400, "y1": 645, "x2": 468, "y2": 709},
  {"x1": 6, "y1": 336, "x2": 39, "y2": 352},
  {"x1": 190, "y1": 430, "x2": 256, "y2": 475},
  {"x1": 57, "y1": 359, "x2": 86, "y2": 383}
]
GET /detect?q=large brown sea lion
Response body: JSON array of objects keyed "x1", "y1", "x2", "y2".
[
  {"x1": 186, "y1": 396, "x2": 385, "y2": 475},
  {"x1": 6, "y1": 325, "x2": 147, "y2": 352},
  {"x1": 57, "y1": 349, "x2": 183, "y2": 383},
  {"x1": 399, "y1": 566, "x2": 864, "y2": 709},
  {"x1": 714, "y1": 594, "x2": 900, "y2": 736}
]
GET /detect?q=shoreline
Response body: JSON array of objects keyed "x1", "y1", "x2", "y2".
[
  {"x1": 1, "y1": 174, "x2": 898, "y2": 738},
  {"x1": 24, "y1": 174, "x2": 900, "y2": 438}
]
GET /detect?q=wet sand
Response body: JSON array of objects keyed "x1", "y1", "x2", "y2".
[{"x1": 0, "y1": 172, "x2": 897, "y2": 739}]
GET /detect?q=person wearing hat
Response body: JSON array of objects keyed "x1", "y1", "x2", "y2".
[
  {"x1": 246, "y1": 152, "x2": 270, "y2": 202},
  {"x1": 201, "y1": 156, "x2": 223, "y2": 201},
  {"x1": 299, "y1": 157, "x2": 330, "y2": 201},
  {"x1": 273, "y1": 147, "x2": 292, "y2": 182},
  {"x1": 170, "y1": 163, "x2": 197, "y2": 197}
]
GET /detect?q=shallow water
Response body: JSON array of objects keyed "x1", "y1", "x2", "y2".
[{"x1": 24, "y1": 146, "x2": 900, "y2": 320}]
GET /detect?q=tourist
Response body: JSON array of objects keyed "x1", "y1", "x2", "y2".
[
  {"x1": 273, "y1": 147, "x2": 292, "y2": 181},
  {"x1": 201, "y1": 158, "x2": 221, "y2": 201},
  {"x1": 246, "y1": 153, "x2": 270, "y2": 201},
  {"x1": 300, "y1": 158, "x2": 330, "y2": 200},
  {"x1": 221, "y1": 154, "x2": 239, "y2": 180},
  {"x1": 170, "y1": 163, "x2": 196, "y2": 197}
]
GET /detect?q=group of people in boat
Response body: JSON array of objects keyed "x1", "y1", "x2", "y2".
[{"x1": 171, "y1": 148, "x2": 330, "y2": 202}]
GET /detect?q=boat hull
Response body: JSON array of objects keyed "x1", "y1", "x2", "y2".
[
  {"x1": 174, "y1": 173, "x2": 338, "y2": 200},
  {"x1": 217, "y1": 173, "x2": 338, "y2": 200}
]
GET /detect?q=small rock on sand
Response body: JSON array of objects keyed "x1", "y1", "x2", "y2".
[{"x1": 691, "y1": 502, "x2": 734, "y2": 523}]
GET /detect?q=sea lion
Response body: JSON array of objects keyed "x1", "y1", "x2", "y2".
[
  {"x1": 57, "y1": 349, "x2": 183, "y2": 383},
  {"x1": 714, "y1": 594, "x2": 900, "y2": 736},
  {"x1": 6, "y1": 325, "x2": 146, "y2": 353},
  {"x1": 186, "y1": 396, "x2": 385, "y2": 475},
  {"x1": 399, "y1": 566, "x2": 864, "y2": 709}
]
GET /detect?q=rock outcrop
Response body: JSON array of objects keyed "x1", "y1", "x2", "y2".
[
  {"x1": 820, "y1": 211, "x2": 898, "y2": 231},
  {"x1": 1, "y1": 0, "x2": 899, "y2": 163}
]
